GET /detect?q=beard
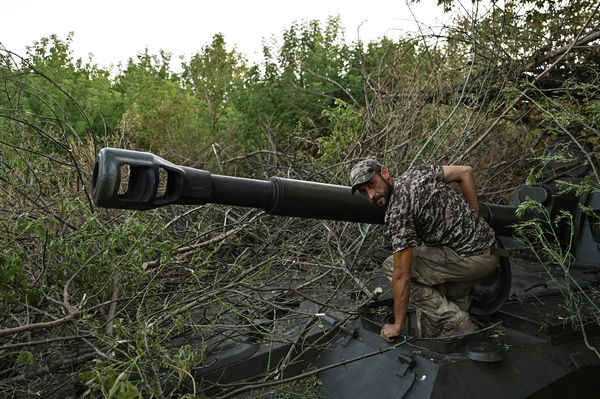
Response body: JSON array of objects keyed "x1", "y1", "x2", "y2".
[{"x1": 373, "y1": 178, "x2": 393, "y2": 208}]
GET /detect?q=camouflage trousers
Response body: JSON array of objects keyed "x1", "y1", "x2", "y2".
[{"x1": 383, "y1": 245, "x2": 499, "y2": 337}]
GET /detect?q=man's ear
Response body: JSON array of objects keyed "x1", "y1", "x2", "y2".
[{"x1": 380, "y1": 166, "x2": 390, "y2": 180}]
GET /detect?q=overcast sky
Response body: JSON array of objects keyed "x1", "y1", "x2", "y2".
[{"x1": 1, "y1": 0, "x2": 453, "y2": 69}]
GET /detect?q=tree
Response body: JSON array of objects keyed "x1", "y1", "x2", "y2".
[
  {"x1": 21, "y1": 33, "x2": 119, "y2": 140},
  {"x1": 230, "y1": 17, "x2": 363, "y2": 154},
  {"x1": 112, "y1": 50, "x2": 202, "y2": 161},
  {"x1": 182, "y1": 33, "x2": 246, "y2": 138}
]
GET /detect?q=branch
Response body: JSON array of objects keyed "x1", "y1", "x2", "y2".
[
  {"x1": 0, "y1": 250, "x2": 101, "y2": 337},
  {"x1": 456, "y1": 4, "x2": 600, "y2": 163},
  {"x1": 0, "y1": 334, "x2": 93, "y2": 351},
  {"x1": 0, "y1": 351, "x2": 96, "y2": 385},
  {"x1": 144, "y1": 210, "x2": 265, "y2": 268},
  {"x1": 105, "y1": 270, "x2": 120, "y2": 335},
  {"x1": 224, "y1": 150, "x2": 292, "y2": 164},
  {"x1": 523, "y1": 30, "x2": 600, "y2": 72},
  {"x1": 0, "y1": 313, "x2": 78, "y2": 337},
  {"x1": 147, "y1": 253, "x2": 277, "y2": 329}
]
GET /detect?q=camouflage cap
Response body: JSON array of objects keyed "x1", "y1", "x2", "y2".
[{"x1": 349, "y1": 159, "x2": 382, "y2": 194}]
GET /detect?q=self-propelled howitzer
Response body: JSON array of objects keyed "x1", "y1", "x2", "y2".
[{"x1": 91, "y1": 146, "x2": 600, "y2": 399}]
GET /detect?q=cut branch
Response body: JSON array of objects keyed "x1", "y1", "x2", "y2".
[{"x1": 523, "y1": 30, "x2": 600, "y2": 72}]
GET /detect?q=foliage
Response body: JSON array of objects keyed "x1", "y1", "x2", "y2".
[
  {"x1": 182, "y1": 33, "x2": 246, "y2": 139},
  {"x1": 22, "y1": 33, "x2": 120, "y2": 140},
  {"x1": 229, "y1": 17, "x2": 364, "y2": 154},
  {"x1": 2, "y1": 1, "x2": 600, "y2": 396},
  {"x1": 317, "y1": 99, "x2": 363, "y2": 168},
  {"x1": 114, "y1": 50, "x2": 203, "y2": 162},
  {"x1": 514, "y1": 197, "x2": 600, "y2": 334}
]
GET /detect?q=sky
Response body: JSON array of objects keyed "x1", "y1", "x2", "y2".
[{"x1": 1, "y1": 0, "x2": 454, "y2": 70}]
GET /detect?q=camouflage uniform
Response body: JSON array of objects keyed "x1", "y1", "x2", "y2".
[{"x1": 382, "y1": 165, "x2": 498, "y2": 337}]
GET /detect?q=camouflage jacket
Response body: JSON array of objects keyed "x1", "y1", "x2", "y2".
[{"x1": 384, "y1": 165, "x2": 496, "y2": 255}]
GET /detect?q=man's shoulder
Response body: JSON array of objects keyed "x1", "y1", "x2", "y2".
[
  {"x1": 400, "y1": 165, "x2": 442, "y2": 179},
  {"x1": 396, "y1": 165, "x2": 443, "y2": 190},
  {"x1": 387, "y1": 166, "x2": 439, "y2": 214}
]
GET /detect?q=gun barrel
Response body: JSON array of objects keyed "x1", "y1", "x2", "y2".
[
  {"x1": 92, "y1": 148, "x2": 386, "y2": 224},
  {"x1": 478, "y1": 202, "x2": 523, "y2": 237}
]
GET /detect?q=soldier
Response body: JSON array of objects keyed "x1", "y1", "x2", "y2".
[{"x1": 350, "y1": 160, "x2": 499, "y2": 341}]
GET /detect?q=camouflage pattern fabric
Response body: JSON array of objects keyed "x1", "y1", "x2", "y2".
[
  {"x1": 384, "y1": 165, "x2": 496, "y2": 255},
  {"x1": 349, "y1": 159, "x2": 382, "y2": 193},
  {"x1": 383, "y1": 246, "x2": 499, "y2": 337}
]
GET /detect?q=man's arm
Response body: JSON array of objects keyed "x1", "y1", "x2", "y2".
[
  {"x1": 380, "y1": 247, "x2": 413, "y2": 342},
  {"x1": 442, "y1": 165, "x2": 479, "y2": 213}
]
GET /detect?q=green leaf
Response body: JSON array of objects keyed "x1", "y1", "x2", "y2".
[
  {"x1": 16, "y1": 350, "x2": 36, "y2": 366},
  {"x1": 79, "y1": 370, "x2": 97, "y2": 382},
  {"x1": 108, "y1": 370, "x2": 128, "y2": 399}
]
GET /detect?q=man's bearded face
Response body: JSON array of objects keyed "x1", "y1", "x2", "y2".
[{"x1": 358, "y1": 172, "x2": 393, "y2": 208}]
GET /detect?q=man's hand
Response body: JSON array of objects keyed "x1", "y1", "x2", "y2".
[{"x1": 380, "y1": 323, "x2": 402, "y2": 342}]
